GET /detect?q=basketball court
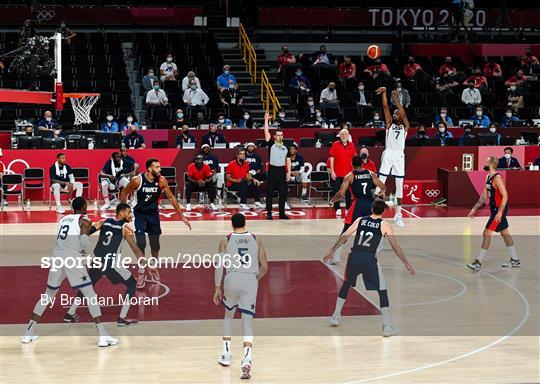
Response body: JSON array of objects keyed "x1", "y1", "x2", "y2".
[{"x1": 1, "y1": 204, "x2": 538, "y2": 383}]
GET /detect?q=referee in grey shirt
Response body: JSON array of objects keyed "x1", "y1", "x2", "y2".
[{"x1": 264, "y1": 113, "x2": 291, "y2": 220}]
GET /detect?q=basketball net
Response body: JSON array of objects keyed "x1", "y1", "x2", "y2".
[{"x1": 68, "y1": 94, "x2": 100, "y2": 125}]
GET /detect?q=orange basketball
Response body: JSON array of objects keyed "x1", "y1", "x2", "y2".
[{"x1": 367, "y1": 44, "x2": 381, "y2": 59}]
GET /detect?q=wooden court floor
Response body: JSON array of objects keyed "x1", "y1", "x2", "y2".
[{"x1": 1, "y1": 214, "x2": 539, "y2": 383}]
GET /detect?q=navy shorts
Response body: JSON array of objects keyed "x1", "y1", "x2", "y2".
[
  {"x1": 134, "y1": 212, "x2": 162, "y2": 235},
  {"x1": 345, "y1": 251, "x2": 387, "y2": 291},
  {"x1": 485, "y1": 206, "x2": 509, "y2": 232}
]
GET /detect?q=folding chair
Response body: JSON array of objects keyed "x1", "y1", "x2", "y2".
[
  {"x1": 308, "y1": 171, "x2": 333, "y2": 203},
  {"x1": 23, "y1": 168, "x2": 45, "y2": 203},
  {"x1": 1, "y1": 174, "x2": 25, "y2": 211},
  {"x1": 160, "y1": 166, "x2": 178, "y2": 203},
  {"x1": 72, "y1": 168, "x2": 90, "y2": 199}
]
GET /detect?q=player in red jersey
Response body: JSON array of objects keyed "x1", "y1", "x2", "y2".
[{"x1": 466, "y1": 156, "x2": 520, "y2": 271}]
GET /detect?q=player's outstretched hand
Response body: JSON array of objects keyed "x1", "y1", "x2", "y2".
[
  {"x1": 467, "y1": 208, "x2": 476, "y2": 219},
  {"x1": 182, "y1": 217, "x2": 192, "y2": 230},
  {"x1": 323, "y1": 253, "x2": 333, "y2": 264},
  {"x1": 406, "y1": 263, "x2": 415, "y2": 276},
  {"x1": 375, "y1": 87, "x2": 386, "y2": 95},
  {"x1": 213, "y1": 287, "x2": 222, "y2": 305}
]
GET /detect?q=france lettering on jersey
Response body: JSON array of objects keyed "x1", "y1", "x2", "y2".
[
  {"x1": 486, "y1": 172, "x2": 503, "y2": 209},
  {"x1": 53, "y1": 214, "x2": 85, "y2": 258},
  {"x1": 385, "y1": 123, "x2": 406, "y2": 152},
  {"x1": 351, "y1": 216, "x2": 384, "y2": 255},
  {"x1": 93, "y1": 218, "x2": 126, "y2": 259},
  {"x1": 225, "y1": 232, "x2": 259, "y2": 275},
  {"x1": 133, "y1": 173, "x2": 161, "y2": 215},
  {"x1": 350, "y1": 169, "x2": 375, "y2": 201}
]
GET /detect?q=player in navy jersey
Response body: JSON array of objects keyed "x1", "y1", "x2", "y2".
[
  {"x1": 121, "y1": 158, "x2": 191, "y2": 289},
  {"x1": 63, "y1": 203, "x2": 153, "y2": 326},
  {"x1": 467, "y1": 156, "x2": 520, "y2": 271},
  {"x1": 324, "y1": 200, "x2": 415, "y2": 336},
  {"x1": 329, "y1": 155, "x2": 386, "y2": 264}
]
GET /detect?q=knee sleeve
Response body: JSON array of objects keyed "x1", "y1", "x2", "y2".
[
  {"x1": 395, "y1": 178, "x2": 404, "y2": 199},
  {"x1": 241, "y1": 312, "x2": 254, "y2": 344},
  {"x1": 136, "y1": 233, "x2": 147, "y2": 252},
  {"x1": 378, "y1": 289, "x2": 389, "y2": 308},
  {"x1": 338, "y1": 282, "x2": 351, "y2": 299},
  {"x1": 125, "y1": 276, "x2": 136, "y2": 298},
  {"x1": 148, "y1": 234, "x2": 160, "y2": 252},
  {"x1": 79, "y1": 285, "x2": 102, "y2": 318}
]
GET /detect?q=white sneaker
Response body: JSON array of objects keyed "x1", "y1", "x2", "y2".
[
  {"x1": 98, "y1": 335, "x2": 119, "y2": 347},
  {"x1": 466, "y1": 259, "x2": 482, "y2": 271},
  {"x1": 502, "y1": 258, "x2": 521, "y2": 267},
  {"x1": 1, "y1": 200, "x2": 7, "y2": 207},
  {"x1": 21, "y1": 334, "x2": 38, "y2": 344},
  {"x1": 240, "y1": 358, "x2": 252, "y2": 380},
  {"x1": 110, "y1": 198, "x2": 119, "y2": 205},
  {"x1": 336, "y1": 209, "x2": 342, "y2": 216},
  {"x1": 285, "y1": 202, "x2": 291, "y2": 210},
  {"x1": 240, "y1": 204, "x2": 250, "y2": 211},
  {"x1": 100, "y1": 203, "x2": 111, "y2": 212},
  {"x1": 185, "y1": 203, "x2": 192, "y2": 211},
  {"x1": 218, "y1": 353, "x2": 232, "y2": 367},
  {"x1": 382, "y1": 325, "x2": 398, "y2": 337},
  {"x1": 254, "y1": 201, "x2": 264, "y2": 208},
  {"x1": 56, "y1": 205, "x2": 65, "y2": 214},
  {"x1": 394, "y1": 213, "x2": 405, "y2": 227},
  {"x1": 330, "y1": 313, "x2": 341, "y2": 326},
  {"x1": 210, "y1": 203, "x2": 218, "y2": 211}
]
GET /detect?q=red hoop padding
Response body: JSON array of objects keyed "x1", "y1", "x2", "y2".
[{"x1": 0, "y1": 88, "x2": 53, "y2": 105}]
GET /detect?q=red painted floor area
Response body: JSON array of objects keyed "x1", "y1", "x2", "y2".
[
  {"x1": 1, "y1": 205, "x2": 538, "y2": 224},
  {"x1": 0, "y1": 261, "x2": 379, "y2": 324}
]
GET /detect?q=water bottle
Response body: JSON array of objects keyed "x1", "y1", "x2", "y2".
[
  {"x1": 88, "y1": 140, "x2": 94, "y2": 150},
  {"x1": 26, "y1": 199, "x2": 31, "y2": 210},
  {"x1": 329, "y1": 123, "x2": 334, "y2": 128},
  {"x1": 93, "y1": 199, "x2": 98, "y2": 211},
  {"x1": 177, "y1": 192, "x2": 182, "y2": 203},
  {"x1": 315, "y1": 139, "x2": 322, "y2": 148}
]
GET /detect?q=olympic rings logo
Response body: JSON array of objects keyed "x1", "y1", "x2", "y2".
[
  {"x1": 36, "y1": 9, "x2": 56, "y2": 22},
  {"x1": 425, "y1": 189, "x2": 440, "y2": 198}
]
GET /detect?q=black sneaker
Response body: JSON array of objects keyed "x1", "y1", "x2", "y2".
[
  {"x1": 279, "y1": 214, "x2": 290, "y2": 220},
  {"x1": 302, "y1": 195, "x2": 309, "y2": 203},
  {"x1": 266, "y1": 214, "x2": 273, "y2": 220},
  {"x1": 63, "y1": 312, "x2": 80, "y2": 323},
  {"x1": 117, "y1": 317, "x2": 138, "y2": 327},
  {"x1": 466, "y1": 259, "x2": 482, "y2": 271}
]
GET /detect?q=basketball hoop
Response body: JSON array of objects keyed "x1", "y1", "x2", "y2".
[{"x1": 64, "y1": 93, "x2": 100, "y2": 125}]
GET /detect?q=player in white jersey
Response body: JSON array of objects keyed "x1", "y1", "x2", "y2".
[
  {"x1": 374, "y1": 86, "x2": 410, "y2": 227},
  {"x1": 20, "y1": 197, "x2": 118, "y2": 347},
  {"x1": 213, "y1": 213, "x2": 268, "y2": 380}
]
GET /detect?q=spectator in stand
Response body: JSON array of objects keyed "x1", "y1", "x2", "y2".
[
  {"x1": 289, "y1": 67, "x2": 311, "y2": 106},
  {"x1": 364, "y1": 57, "x2": 391, "y2": 79},
  {"x1": 498, "y1": 147, "x2": 522, "y2": 170},
  {"x1": 244, "y1": 143, "x2": 265, "y2": 208},
  {"x1": 202, "y1": 123, "x2": 227, "y2": 147},
  {"x1": 217, "y1": 112, "x2": 232, "y2": 129},
  {"x1": 123, "y1": 125, "x2": 145, "y2": 149},
  {"x1": 403, "y1": 56, "x2": 430, "y2": 81},
  {"x1": 320, "y1": 82, "x2": 340, "y2": 110},
  {"x1": 288, "y1": 143, "x2": 309, "y2": 202},
  {"x1": 146, "y1": 80, "x2": 169, "y2": 111},
  {"x1": 220, "y1": 79, "x2": 243, "y2": 119},
  {"x1": 120, "y1": 113, "x2": 139, "y2": 135},
  {"x1": 175, "y1": 124, "x2": 196, "y2": 148},
  {"x1": 142, "y1": 68, "x2": 157, "y2": 93},
  {"x1": 171, "y1": 108, "x2": 189, "y2": 129},
  {"x1": 471, "y1": 106, "x2": 491, "y2": 128},
  {"x1": 463, "y1": 67, "x2": 488, "y2": 93},
  {"x1": 505, "y1": 84, "x2": 524, "y2": 112},
  {"x1": 216, "y1": 65, "x2": 237, "y2": 92},
  {"x1": 190, "y1": 111, "x2": 208, "y2": 129},
  {"x1": 328, "y1": 128, "x2": 356, "y2": 216},
  {"x1": 226, "y1": 147, "x2": 261, "y2": 210},
  {"x1": 520, "y1": 48, "x2": 539, "y2": 75},
  {"x1": 49, "y1": 153, "x2": 83, "y2": 214},
  {"x1": 390, "y1": 82, "x2": 411, "y2": 109},
  {"x1": 310, "y1": 45, "x2": 337, "y2": 75},
  {"x1": 461, "y1": 81, "x2": 482, "y2": 110},
  {"x1": 23, "y1": 123, "x2": 34, "y2": 136},
  {"x1": 304, "y1": 96, "x2": 317, "y2": 122},
  {"x1": 366, "y1": 111, "x2": 386, "y2": 128},
  {"x1": 277, "y1": 45, "x2": 297, "y2": 76},
  {"x1": 185, "y1": 155, "x2": 218, "y2": 211},
  {"x1": 160, "y1": 54, "x2": 178, "y2": 82},
  {"x1": 488, "y1": 123, "x2": 501, "y2": 145},
  {"x1": 305, "y1": 108, "x2": 327, "y2": 127},
  {"x1": 412, "y1": 124, "x2": 429, "y2": 140},
  {"x1": 238, "y1": 111, "x2": 254, "y2": 129},
  {"x1": 181, "y1": 71, "x2": 201, "y2": 93},
  {"x1": 459, "y1": 124, "x2": 476, "y2": 145},
  {"x1": 339, "y1": 56, "x2": 357, "y2": 91},
  {"x1": 352, "y1": 81, "x2": 373, "y2": 107},
  {"x1": 434, "y1": 107, "x2": 454, "y2": 126},
  {"x1": 434, "y1": 121, "x2": 453, "y2": 145},
  {"x1": 500, "y1": 108, "x2": 520, "y2": 128},
  {"x1": 439, "y1": 56, "x2": 459, "y2": 78},
  {"x1": 359, "y1": 147, "x2": 377, "y2": 173},
  {"x1": 37, "y1": 110, "x2": 61, "y2": 138},
  {"x1": 100, "y1": 111, "x2": 119, "y2": 133},
  {"x1": 436, "y1": 72, "x2": 460, "y2": 95},
  {"x1": 274, "y1": 109, "x2": 287, "y2": 128},
  {"x1": 483, "y1": 59, "x2": 502, "y2": 79},
  {"x1": 505, "y1": 69, "x2": 528, "y2": 91},
  {"x1": 183, "y1": 79, "x2": 209, "y2": 117}
]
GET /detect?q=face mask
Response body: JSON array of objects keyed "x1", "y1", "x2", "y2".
[
  {"x1": 440, "y1": 113, "x2": 447, "y2": 118},
  {"x1": 295, "y1": 71, "x2": 302, "y2": 76},
  {"x1": 153, "y1": 85, "x2": 160, "y2": 90},
  {"x1": 107, "y1": 116, "x2": 113, "y2": 121},
  {"x1": 279, "y1": 113, "x2": 285, "y2": 118},
  {"x1": 506, "y1": 112, "x2": 512, "y2": 118},
  {"x1": 229, "y1": 84, "x2": 234, "y2": 89},
  {"x1": 243, "y1": 115, "x2": 250, "y2": 120},
  {"x1": 329, "y1": 87, "x2": 335, "y2": 92},
  {"x1": 191, "y1": 85, "x2": 197, "y2": 90},
  {"x1": 195, "y1": 162, "x2": 203, "y2": 169},
  {"x1": 307, "y1": 101, "x2": 314, "y2": 106},
  {"x1": 148, "y1": 72, "x2": 154, "y2": 76},
  {"x1": 182, "y1": 129, "x2": 189, "y2": 134},
  {"x1": 469, "y1": 85, "x2": 474, "y2": 89},
  {"x1": 465, "y1": 130, "x2": 472, "y2": 135},
  {"x1": 46, "y1": 117, "x2": 52, "y2": 122},
  {"x1": 504, "y1": 153, "x2": 511, "y2": 159},
  {"x1": 131, "y1": 130, "x2": 137, "y2": 136},
  {"x1": 283, "y1": 49, "x2": 288, "y2": 53},
  {"x1": 316, "y1": 112, "x2": 322, "y2": 117},
  {"x1": 224, "y1": 70, "x2": 229, "y2": 75},
  {"x1": 177, "y1": 113, "x2": 183, "y2": 119},
  {"x1": 166, "y1": 57, "x2": 172, "y2": 62},
  {"x1": 54, "y1": 129, "x2": 60, "y2": 136},
  {"x1": 438, "y1": 127, "x2": 445, "y2": 133},
  {"x1": 489, "y1": 127, "x2": 496, "y2": 133},
  {"x1": 510, "y1": 86, "x2": 516, "y2": 91},
  {"x1": 419, "y1": 130, "x2": 426, "y2": 136},
  {"x1": 483, "y1": 165, "x2": 490, "y2": 171},
  {"x1": 127, "y1": 117, "x2": 133, "y2": 123},
  {"x1": 476, "y1": 111, "x2": 482, "y2": 116},
  {"x1": 475, "y1": 72, "x2": 481, "y2": 76},
  {"x1": 358, "y1": 86, "x2": 364, "y2": 90},
  {"x1": 408, "y1": 60, "x2": 414, "y2": 64},
  {"x1": 360, "y1": 153, "x2": 368, "y2": 160},
  {"x1": 218, "y1": 119, "x2": 225, "y2": 124},
  {"x1": 526, "y1": 52, "x2": 531, "y2": 57},
  {"x1": 396, "y1": 87, "x2": 402, "y2": 92},
  {"x1": 374, "y1": 115, "x2": 380, "y2": 120}
]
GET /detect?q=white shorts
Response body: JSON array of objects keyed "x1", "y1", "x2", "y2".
[
  {"x1": 46, "y1": 266, "x2": 93, "y2": 290},
  {"x1": 379, "y1": 149, "x2": 405, "y2": 178},
  {"x1": 223, "y1": 272, "x2": 258, "y2": 316}
]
